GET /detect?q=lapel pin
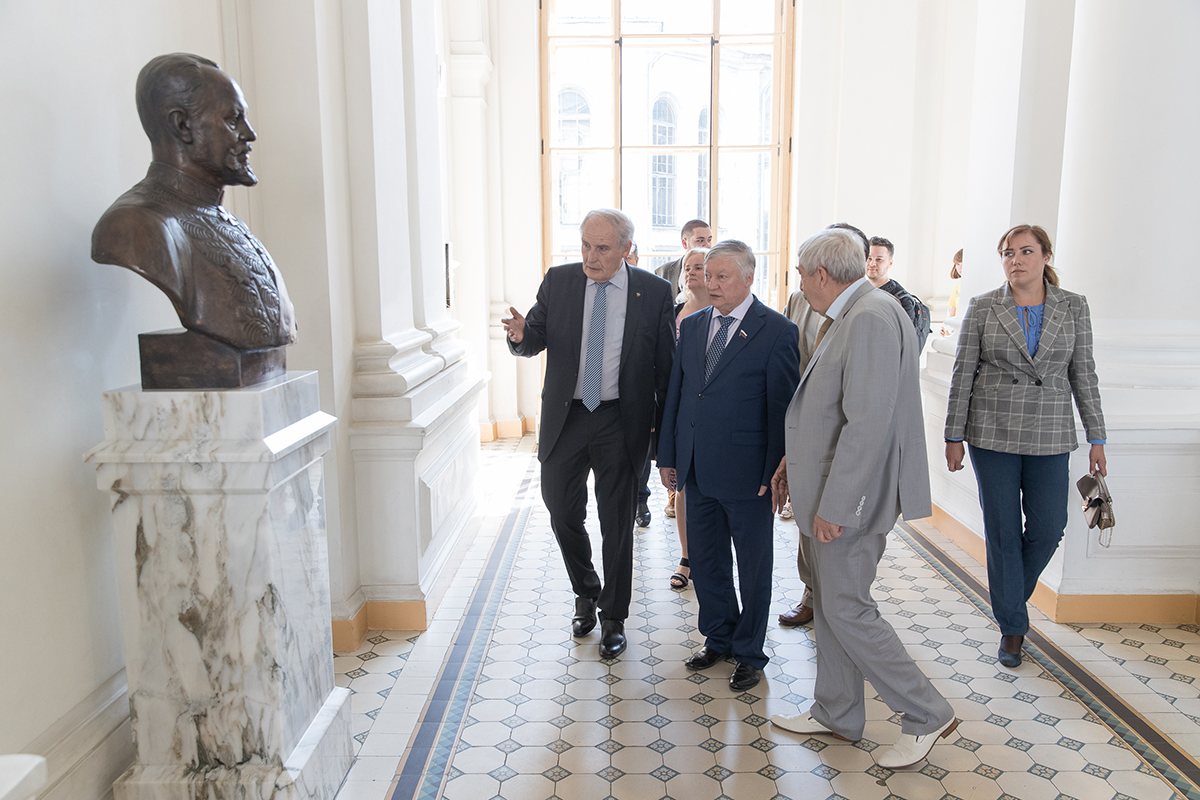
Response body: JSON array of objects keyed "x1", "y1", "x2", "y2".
[
  {"x1": 636, "y1": 292, "x2": 641, "y2": 297},
  {"x1": 739, "y1": 330, "x2": 748, "y2": 338}
]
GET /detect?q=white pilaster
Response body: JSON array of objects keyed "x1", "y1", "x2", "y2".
[
  {"x1": 344, "y1": 0, "x2": 488, "y2": 616},
  {"x1": 1050, "y1": 0, "x2": 1200, "y2": 596},
  {"x1": 924, "y1": 0, "x2": 1200, "y2": 606},
  {"x1": 446, "y1": 0, "x2": 497, "y2": 432}
]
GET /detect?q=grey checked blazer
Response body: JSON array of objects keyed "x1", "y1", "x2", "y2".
[{"x1": 944, "y1": 282, "x2": 1105, "y2": 456}]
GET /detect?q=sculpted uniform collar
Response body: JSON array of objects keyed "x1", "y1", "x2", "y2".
[{"x1": 146, "y1": 162, "x2": 224, "y2": 208}]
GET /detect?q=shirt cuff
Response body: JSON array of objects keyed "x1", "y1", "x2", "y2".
[
  {"x1": 1087, "y1": 439, "x2": 1106, "y2": 445},
  {"x1": 944, "y1": 438, "x2": 964, "y2": 443}
]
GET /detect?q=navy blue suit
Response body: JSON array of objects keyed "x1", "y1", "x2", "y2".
[{"x1": 658, "y1": 297, "x2": 800, "y2": 667}]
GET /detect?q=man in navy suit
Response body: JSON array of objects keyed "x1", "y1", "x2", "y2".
[
  {"x1": 658, "y1": 240, "x2": 801, "y2": 690},
  {"x1": 503, "y1": 209, "x2": 676, "y2": 659}
]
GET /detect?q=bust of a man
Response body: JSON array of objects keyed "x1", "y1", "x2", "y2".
[{"x1": 92, "y1": 53, "x2": 297, "y2": 354}]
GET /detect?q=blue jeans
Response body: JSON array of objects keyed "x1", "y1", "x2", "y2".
[{"x1": 968, "y1": 446, "x2": 1070, "y2": 636}]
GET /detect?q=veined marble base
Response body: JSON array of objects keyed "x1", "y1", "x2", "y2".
[
  {"x1": 86, "y1": 372, "x2": 351, "y2": 798},
  {"x1": 113, "y1": 688, "x2": 351, "y2": 800}
]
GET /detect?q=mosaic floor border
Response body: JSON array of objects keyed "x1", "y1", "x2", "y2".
[
  {"x1": 372, "y1": 442, "x2": 1197, "y2": 800},
  {"x1": 389, "y1": 461, "x2": 539, "y2": 800},
  {"x1": 898, "y1": 521, "x2": 1200, "y2": 800}
]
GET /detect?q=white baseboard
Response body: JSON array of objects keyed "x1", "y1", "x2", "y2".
[{"x1": 23, "y1": 670, "x2": 133, "y2": 800}]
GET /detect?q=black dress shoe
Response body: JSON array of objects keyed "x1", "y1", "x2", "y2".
[
  {"x1": 729, "y1": 662, "x2": 761, "y2": 691},
  {"x1": 599, "y1": 619, "x2": 626, "y2": 658},
  {"x1": 572, "y1": 597, "x2": 597, "y2": 637},
  {"x1": 684, "y1": 646, "x2": 728, "y2": 671},
  {"x1": 635, "y1": 502, "x2": 651, "y2": 528},
  {"x1": 997, "y1": 634, "x2": 1024, "y2": 668}
]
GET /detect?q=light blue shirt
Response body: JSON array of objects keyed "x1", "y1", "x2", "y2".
[
  {"x1": 573, "y1": 265, "x2": 628, "y2": 402},
  {"x1": 1017, "y1": 303, "x2": 1044, "y2": 357}
]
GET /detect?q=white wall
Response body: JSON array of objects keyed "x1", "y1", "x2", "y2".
[
  {"x1": 1, "y1": 2, "x2": 485, "y2": 796},
  {"x1": 0, "y1": 0, "x2": 222, "y2": 758},
  {"x1": 788, "y1": 0, "x2": 973, "y2": 305}
]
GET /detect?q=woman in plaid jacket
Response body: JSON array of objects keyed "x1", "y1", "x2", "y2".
[{"x1": 944, "y1": 225, "x2": 1107, "y2": 668}]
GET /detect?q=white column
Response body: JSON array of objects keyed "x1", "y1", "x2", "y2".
[
  {"x1": 446, "y1": 0, "x2": 497, "y2": 435},
  {"x1": 923, "y1": 0, "x2": 1200, "y2": 617},
  {"x1": 923, "y1": 0, "x2": 1076, "y2": 532},
  {"x1": 1050, "y1": 0, "x2": 1200, "y2": 599},
  {"x1": 344, "y1": 0, "x2": 487, "y2": 630}
]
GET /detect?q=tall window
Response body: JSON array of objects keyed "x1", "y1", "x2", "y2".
[
  {"x1": 651, "y1": 98, "x2": 677, "y2": 227},
  {"x1": 542, "y1": 1, "x2": 795, "y2": 304},
  {"x1": 557, "y1": 89, "x2": 590, "y2": 225}
]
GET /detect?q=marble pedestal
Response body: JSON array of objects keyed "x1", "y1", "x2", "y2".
[{"x1": 85, "y1": 372, "x2": 352, "y2": 800}]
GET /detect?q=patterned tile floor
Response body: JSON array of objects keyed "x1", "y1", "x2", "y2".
[{"x1": 333, "y1": 436, "x2": 1200, "y2": 800}]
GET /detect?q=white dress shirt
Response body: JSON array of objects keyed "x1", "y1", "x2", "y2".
[
  {"x1": 825, "y1": 277, "x2": 870, "y2": 322},
  {"x1": 706, "y1": 292, "x2": 755, "y2": 348},
  {"x1": 573, "y1": 265, "x2": 629, "y2": 401}
]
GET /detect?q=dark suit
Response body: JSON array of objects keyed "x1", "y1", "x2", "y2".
[
  {"x1": 658, "y1": 297, "x2": 800, "y2": 667},
  {"x1": 510, "y1": 263, "x2": 675, "y2": 620}
]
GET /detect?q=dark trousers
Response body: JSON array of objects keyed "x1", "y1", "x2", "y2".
[
  {"x1": 637, "y1": 456, "x2": 652, "y2": 504},
  {"x1": 541, "y1": 401, "x2": 636, "y2": 621},
  {"x1": 684, "y1": 471, "x2": 774, "y2": 669},
  {"x1": 968, "y1": 445, "x2": 1070, "y2": 636}
]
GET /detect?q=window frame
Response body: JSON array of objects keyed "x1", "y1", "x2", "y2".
[{"x1": 540, "y1": 0, "x2": 796, "y2": 308}]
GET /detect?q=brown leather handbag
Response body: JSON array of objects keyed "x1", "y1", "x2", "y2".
[{"x1": 1076, "y1": 472, "x2": 1115, "y2": 547}]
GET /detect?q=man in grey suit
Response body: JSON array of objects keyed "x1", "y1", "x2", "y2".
[{"x1": 768, "y1": 228, "x2": 957, "y2": 769}]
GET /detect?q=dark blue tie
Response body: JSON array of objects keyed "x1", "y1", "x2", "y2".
[
  {"x1": 581, "y1": 281, "x2": 609, "y2": 411},
  {"x1": 704, "y1": 315, "x2": 735, "y2": 383}
]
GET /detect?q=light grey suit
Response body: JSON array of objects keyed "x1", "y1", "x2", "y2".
[{"x1": 784, "y1": 282, "x2": 951, "y2": 740}]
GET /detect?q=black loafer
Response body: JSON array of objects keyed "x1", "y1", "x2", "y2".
[
  {"x1": 729, "y1": 662, "x2": 761, "y2": 691},
  {"x1": 635, "y1": 502, "x2": 651, "y2": 528},
  {"x1": 997, "y1": 635, "x2": 1024, "y2": 668},
  {"x1": 599, "y1": 619, "x2": 626, "y2": 658},
  {"x1": 572, "y1": 597, "x2": 597, "y2": 637},
  {"x1": 684, "y1": 646, "x2": 727, "y2": 671}
]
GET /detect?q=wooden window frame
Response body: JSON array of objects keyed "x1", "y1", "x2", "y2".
[{"x1": 540, "y1": 0, "x2": 796, "y2": 308}]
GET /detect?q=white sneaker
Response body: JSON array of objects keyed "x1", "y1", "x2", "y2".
[
  {"x1": 770, "y1": 711, "x2": 855, "y2": 741},
  {"x1": 876, "y1": 717, "x2": 959, "y2": 769}
]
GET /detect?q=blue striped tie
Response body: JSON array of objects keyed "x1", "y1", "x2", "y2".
[
  {"x1": 705, "y1": 315, "x2": 736, "y2": 382},
  {"x1": 581, "y1": 281, "x2": 609, "y2": 411}
]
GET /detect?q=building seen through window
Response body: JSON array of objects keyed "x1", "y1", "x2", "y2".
[{"x1": 543, "y1": 0, "x2": 792, "y2": 302}]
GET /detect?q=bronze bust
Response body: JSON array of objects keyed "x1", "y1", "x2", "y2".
[{"x1": 92, "y1": 54, "x2": 296, "y2": 389}]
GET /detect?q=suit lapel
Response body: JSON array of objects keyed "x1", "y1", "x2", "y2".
[
  {"x1": 693, "y1": 306, "x2": 714, "y2": 375},
  {"x1": 995, "y1": 287, "x2": 1037, "y2": 370},
  {"x1": 796, "y1": 282, "x2": 873, "y2": 390},
  {"x1": 566, "y1": 265, "x2": 587, "y2": 360},
  {"x1": 704, "y1": 298, "x2": 764, "y2": 386},
  {"x1": 1032, "y1": 284, "x2": 1065, "y2": 370},
  {"x1": 619, "y1": 265, "x2": 641, "y2": 375}
]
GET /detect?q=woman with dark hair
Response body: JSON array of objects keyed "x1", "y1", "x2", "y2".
[{"x1": 944, "y1": 225, "x2": 1107, "y2": 668}]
